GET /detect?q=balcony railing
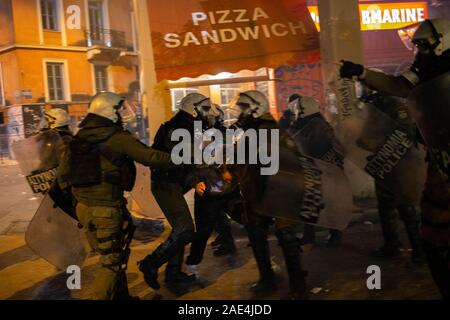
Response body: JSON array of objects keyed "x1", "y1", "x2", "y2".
[{"x1": 84, "y1": 28, "x2": 130, "y2": 50}]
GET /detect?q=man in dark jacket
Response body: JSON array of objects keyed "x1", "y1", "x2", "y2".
[{"x1": 138, "y1": 93, "x2": 213, "y2": 290}]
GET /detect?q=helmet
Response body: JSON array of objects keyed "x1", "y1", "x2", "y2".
[
  {"x1": 88, "y1": 91, "x2": 125, "y2": 122},
  {"x1": 234, "y1": 90, "x2": 269, "y2": 119},
  {"x1": 412, "y1": 19, "x2": 450, "y2": 56},
  {"x1": 179, "y1": 93, "x2": 211, "y2": 119},
  {"x1": 44, "y1": 108, "x2": 71, "y2": 129},
  {"x1": 288, "y1": 96, "x2": 320, "y2": 120}
]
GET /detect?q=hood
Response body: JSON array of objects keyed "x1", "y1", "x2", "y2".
[{"x1": 77, "y1": 113, "x2": 121, "y2": 143}]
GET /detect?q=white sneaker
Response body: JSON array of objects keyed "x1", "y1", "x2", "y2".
[{"x1": 186, "y1": 264, "x2": 199, "y2": 278}]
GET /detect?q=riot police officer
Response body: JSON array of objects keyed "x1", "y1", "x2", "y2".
[
  {"x1": 230, "y1": 90, "x2": 308, "y2": 299},
  {"x1": 340, "y1": 19, "x2": 450, "y2": 298},
  {"x1": 59, "y1": 92, "x2": 173, "y2": 300},
  {"x1": 138, "y1": 93, "x2": 213, "y2": 290},
  {"x1": 282, "y1": 94, "x2": 344, "y2": 247},
  {"x1": 358, "y1": 90, "x2": 425, "y2": 263}
]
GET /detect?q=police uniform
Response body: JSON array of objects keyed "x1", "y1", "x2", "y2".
[
  {"x1": 139, "y1": 110, "x2": 198, "y2": 288},
  {"x1": 284, "y1": 111, "x2": 344, "y2": 246},
  {"x1": 59, "y1": 113, "x2": 172, "y2": 300},
  {"x1": 340, "y1": 26, "x2": 450, "y2": 296},
  {"x1": 230, "y1": 112, "x2": 307, "y2": 299}
]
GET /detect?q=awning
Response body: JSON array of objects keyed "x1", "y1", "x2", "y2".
[{"x1": 147, "y1": 0, "x2": 320, "y2": 81}]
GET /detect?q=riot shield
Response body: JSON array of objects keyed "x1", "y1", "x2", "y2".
[
  {"x1": 332, "y1": 78, "x2": 426, "y2": 203},
  {"x1": 25, "y1": 194, "x2": 88, "y2": 270},
  {"x1": 255, "y1": 147, "x2": 353, "y2": 230},
  {"x1": 12, "y1": 130, "x2": 61, "y2": 194},
  {"x1": 408, "y1": 71, "x2": 450, "y2": 183},
  {"x1": 12, "y1": 131, "x2": 88, "y2": 270},
  {"x1": 130, "y1": 163, "x2": 165, "y2": 219},
  {"x1": 287, "y1": 118, "x2": 344, "y2": 168}
]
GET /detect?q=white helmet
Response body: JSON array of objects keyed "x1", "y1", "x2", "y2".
[
  {"x1": 288, "y1": 96, "x2": 320, "y2": 120},
  {"x1": 88, "y1": 91, "x2": 125, "y2": 122},
  {"x1": 44, "y1": 108, "x2": 71, "y2": 129},
  {"x1": 179, "y1": 93, "x2": 211, "y2": 119},
  {"x1": 412, "y1": 19, "x2": 450, "y2": 56},
  {"x1": 234, "y1": 90, "x2": 269, "y2": 119}
]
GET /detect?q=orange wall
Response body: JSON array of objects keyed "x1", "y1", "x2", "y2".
[
  {"x1": 9, "y1": 0, "x2": 136, "y2": 48},
  {"x1": 0, "y1": 51, "x2": 20, "y2": 106},
  {"x1": 12, "y1": 0, "x2": 41, "y2": 44},
  {"x1": 16, "y1": 49, "x2": 94, "y2": 104},
  {"x1": 0, "y1": 0, "x2": 15, "y2": 47},
  {"x1": 1, "y1": 0, "x2": 138, "y2": 121},
  {"x1": 109, "y1": 0, "x2": 135, "y2": 49}
]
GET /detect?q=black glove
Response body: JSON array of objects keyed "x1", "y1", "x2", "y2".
[{"x1": 340, "y1": 60, "x2": 364, "y2": 79}]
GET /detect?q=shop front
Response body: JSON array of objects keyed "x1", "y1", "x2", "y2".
[{"x1": 134, "y1": 0, "x2": 320, "y2": 138}]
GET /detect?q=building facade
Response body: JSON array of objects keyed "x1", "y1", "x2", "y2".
[{"x1": 0, "y1": 0, "x2": 143, "y2": 157}]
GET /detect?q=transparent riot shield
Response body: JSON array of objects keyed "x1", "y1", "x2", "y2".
[
  {"x1": 12, "y1": 130, "x2": 61, "y2": 194},
  {"x1": 408, "y1": 71, "x2": 450, "y2": 183},
  {"x1": 25, "y1": 195, "x2": 88, "y2": 270},
  {"x1": 12, "y1": 131, "x2": 88, "y2": 270},
  {"x1": 287, "y1": 118, "x2": 344, "y2": 168},
  {"x1": 130, "y1": 163, "x2": 165, "y2": 219},
  {"x1": 332, "y1": 78, "x2": 426, "y2": 203},
  {"x1": 255, "y1": 148, "x2": 353, "y2": 231}
]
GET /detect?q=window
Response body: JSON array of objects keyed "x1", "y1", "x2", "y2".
[
  {"x1": 46, "y1": 62, "x2": 65, "y2": 101},
  {"x1": 94, "y1": 65, "x2": 109, "y2": 93},
  {"x1": 40, "y1": 0, "x2": 59, "y2": 31},
  {"x1": 170, "y1": 88, "x2": 199, "y2": 112},
  {"x1": 219, "y1": 83, "x2": 241, "y2": 124},
  {"x1": 88, "y1": 0, "x2": 106, "y2": 45},
  {"x1": 0, "y1": 63, "x2": 4, "y2": 106},
  {"x1": 220, "y1": 83, "x2": 241, "y2": 107}
]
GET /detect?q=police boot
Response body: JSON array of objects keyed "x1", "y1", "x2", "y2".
[
  {"x1": 398, "y1": 205, "x2": 426, "y2": 264},
  {"x1": 138, "y1": 255, "x2": 160, "y2": 290},
  {"x1": 164, "y1": 248, "x2": 197, "y2": 287},
  {"x1": 371, "y1": 207, "x2": 401, "y2": 258},
  {"x1": 112, "y1": 271, "x2": 140, "y2": 300},
  {"x1": 276, "y1": 228, "x2": 307, "y2": 300},
  {"x1": 138, "y1": 230, "x2": 194, "y2": 290},
  {"x1": 246, "y1": 225, "x2": 276, "y2": 294}
]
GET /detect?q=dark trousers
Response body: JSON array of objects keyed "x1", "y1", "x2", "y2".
[{"x1": 186, "y1": 189, "x2": 243, "y2": 265}]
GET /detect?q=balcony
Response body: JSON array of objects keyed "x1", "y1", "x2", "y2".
[{"x1": 84, "y1": 29, "x2": 133, "y2": 64}]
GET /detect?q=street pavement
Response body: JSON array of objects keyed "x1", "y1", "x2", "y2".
[{"x1": 0, "y1": 164, "x2": 442, "y2": 300}]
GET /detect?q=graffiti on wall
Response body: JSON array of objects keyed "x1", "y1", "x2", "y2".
[{"x1": 275, "y1": 62, "x2": 323, "y2": 115}]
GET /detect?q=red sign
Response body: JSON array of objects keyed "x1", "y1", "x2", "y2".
[{"x1": 147, "y1": 0, "x2": 320, "y2": 81}]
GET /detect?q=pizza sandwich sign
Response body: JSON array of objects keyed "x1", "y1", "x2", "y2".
[{"x1": 147, "y1": 0, "x2": 319, "y2": 80}]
